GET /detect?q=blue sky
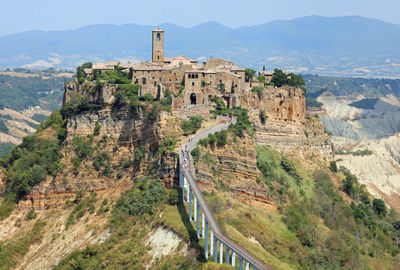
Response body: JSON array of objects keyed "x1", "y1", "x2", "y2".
[{"x1": 1, "y1": 0, "x2": 399, "y2": 36}]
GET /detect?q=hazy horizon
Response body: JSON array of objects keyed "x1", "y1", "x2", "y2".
[{"x1": 1, "y1": 0, "x2": 400, "y2": 36}]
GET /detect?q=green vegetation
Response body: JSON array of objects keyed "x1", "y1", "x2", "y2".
[
  {"x1": 65, "y1": 192, "x2": 97, "y2": 229},
  {"x1": 251, "y1": 86, "x2": 264, "y2": 99},
  {"x1": 0, "y1": 194, "x2": 15, "y2": 220},
  {"x1": 94, "y1": 66, "x2": 132, "y2": 84},
  {"x1": 181, "y1": 116, "x2": 203, "y2": 135},
  {"x1": 191, "y1": 146, "x2": 200, "y2": 163},
  {"x1": 0, "y1": 136, "x2": 64, "y2": 200},
  {"x1": 229, "y1": 107, "x2": 254, "y2": 137},
  {"x1": 258, "y1": 75, "x2": 266, "y2": 83},
  {"x1": 60, "y1": 95, "x2": 102, "y2": 118},
  {"x1": 93, "y1": 121, "x2": 101, "y2": 136},
  {"x1": 93, "y1": 152, "x2": 111, "y2": 176},
  {"x1": 0, "y1": 119, "x2": 9, "y2": 134},
  {"x1": 304, "y1": 74, "x2": 400, "y2": 98},
  {"x1": 271, "y1": 69, "x2": 287, "y2": 87},
  {"x1": 31, "y1": 113, "x2": 48, "y2": 123},
  {"x1": 217, "y1": 82, "x2": 226, "y2": 93},
  {"x1": 245, "y1": 69, "x2": 256, "y2": 82},
  {"x1": 36, "y1": 110, "x2": 67, "y2": 141},
  {"x1": 306, "y1": 97, "x2": 323, "y2": 108},
  {"x1": 271, "y1": 69, "x2": 305, "y2": 88},
  {"x1": 335, "y1": 149, "x2": 373, "y2": 156},
  {"x1": 76, "y1": 62, "x2": 93, "y2": 83},
  {"x1": 253, "y1": 145, "x2": 400, "y2": 269},
  {"x1": 26, "y1": 209, "x2": 37, "y2": 220},
  {"x1": 259, "y1": 110, "x2": 267, "y2": 124},
  {"x1": 0, "y1": 142, "x2": 15, "y2": 158},
  {"x1": 0, "y1": 73, "x2": 71, "y2": 111},
  {"x1": 0, "y1": 219, "x2": 46, "y2": 269},
  {"x1": 209, "y1": 97, "x2": 229, "y2": 115},
  {"x1": 71, "y1": 135, "x2": 93, "y2": 174}
]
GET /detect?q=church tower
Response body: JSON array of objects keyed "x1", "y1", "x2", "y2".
[{"x1": 152, "y1": 28, "x2": 164, "y2": 63}]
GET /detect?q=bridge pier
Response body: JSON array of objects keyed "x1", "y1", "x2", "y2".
[
  {"x1": 194, "y1": 196, "x2": 197, "y2": 221},
  {"x1": 239, "y1": 257, "x2": 243, "y2": 270},
  {"x1": 245, "y1": 261, "x2": 249, "y2": 270},
  {"x1": 201, "y1": 211, "x2": 205, "y2": 237},
  {"x1": 186, "y1": 178, "x2": 190, "y2": 203},
  {"x1": 226, "y1": 246, "x2": 230, "y2": 264},
  {"x1": 189, "y1": 187, "x2": 193, "y2": 221},
  {"x1": 232, "y1": 251, "x2": 236, "y2": 267},
  {"x1": 196, "y1": 201, "x2": 200, "y2": 239},
  {"x1": 182, "y1": 175, "x2": 186, "y2": 201},
  {"x1": 210, "y1": 230, "x2": 214, "y2": 256},
  {"x1": 214, "y1": 236, "x2": 218, "y2": 262},
  {"x1": 219, "y1": 241, "x2": 223, "y2": 264},
  {"x1": 205, "y1": 221, "x2": 209, "y2": 259}
]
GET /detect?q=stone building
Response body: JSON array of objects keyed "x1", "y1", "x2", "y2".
[{"x1": 87, "y1": 29, "x2": 257, "y2": 109}]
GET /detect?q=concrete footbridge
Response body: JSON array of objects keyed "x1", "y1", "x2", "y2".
[{"x1": 178, "y1": 117, "x2": 270, "y2": 270}]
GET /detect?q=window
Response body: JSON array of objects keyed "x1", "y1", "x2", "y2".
[
  {"x1": 195, "y1": 74, "x2": 198, "y2": 79},
  {"x1": 157, "y1": 33, "x2": 161, "y2": 41},
  {"x1": 157, "y1": 56, "x2": 159, "y2": 60},
  {"x1": 142, "y1": 78, "x2": 146, "y2": 84},
  {"x1": 192, "y1": 82, "x2": 195, "y2": 86}
]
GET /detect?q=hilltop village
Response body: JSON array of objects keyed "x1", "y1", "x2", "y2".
[
  {"x1": 8, "y1": 27, "x2": 400, "y2": 270},
  {"x1": 81, "y1": 28, "x2": 283, "y2": 110}
]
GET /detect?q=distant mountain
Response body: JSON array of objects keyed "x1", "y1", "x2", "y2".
[{"x1": 1, "y1": 16, "x2": 400, "y2": 77}]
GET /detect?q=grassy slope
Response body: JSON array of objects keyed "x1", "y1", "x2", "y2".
[{"x1": 194, "y1": 134, "x2": 400, "y2": 269}]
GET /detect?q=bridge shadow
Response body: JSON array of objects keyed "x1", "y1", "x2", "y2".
[{"x1": 176, "y1": 187, "x2": 206, "y2": 262}]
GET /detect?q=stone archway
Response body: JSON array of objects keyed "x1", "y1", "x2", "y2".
[{"x1": 190, "y1": 93, "x2": 197, "y2": 105}]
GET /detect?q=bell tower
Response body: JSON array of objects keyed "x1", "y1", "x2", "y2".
[{"x1": 152, "y1": 28, "x2": 164, "y2": 63}]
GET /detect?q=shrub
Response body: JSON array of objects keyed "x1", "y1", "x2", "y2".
[
  {"x1": 330, "y1": 161, "x2": 338, "y2": 173},
  {"x1": 217, "y1": 83, "x2": 225, "y2": 93},
  {"x1": 281, "y1": 156, "x2": 302, "y2": 185},
  {"x1": 181, "y1": 116, "x2": 203, "y2": 135},
  {"x1": 373, "y1": 198, "x2": 387, "y2": 217},
  {"x1": 191, "y1": 147, "x2": 200, "y2": 163},
  {"x1": 26, "y1": 209, "x2": 37, "y2": 220},
  {"x1": 1, "y1": 136, "x2": 63, "y2": 199},
  {"x1": 111, "y1": 178, "x2": 166, "y2": 226},
  {"x1": 229, "y1": 107, "x2": 254, "y2": 137},
  {"x1": 93, "y1": 152, "x2": 110, "y2": 171},
  {"x1": 168, "y1": 189, "x2": 179, "y2": 205},
  {"x1": 215, "y1": 130, "x2": 227, "y2": 147},
  {"x1": 93, "y1": 121, "x2": 101, "y2": 136},
  {"x1": 251, "y1": 86, "x2": 264, "y2": 99},
  {"x1": 259, "y1": 110, "x2": 267, "y2": 124}
]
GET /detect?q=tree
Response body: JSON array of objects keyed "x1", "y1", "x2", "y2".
[
  {"x1": 271, "y1": 68, "x2": 288, "y2": 87},
  {"x1": 76, "y1": 62, "x2": 93, "y2": 83},
  {"x1": 245, "y1": 69, "x2": 256, "y2": 82},
  {"x1": 372, "y1": 198, "x2": 387, "y2": 216},
  {"x1": 287, "y1": 73, "x2": 305, "y2": 86}
]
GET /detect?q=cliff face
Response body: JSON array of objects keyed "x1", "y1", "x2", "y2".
[
  {"x1": 63, "y1": 81, "x2": 117, "y2": 106},
  {"x1": 243, "y1": 86, "x2": 332, "y2": 160},
  {"x1": 194, "y1": 87, "x2": 332, "y2": 207},
  {"x1": 18, "y1": 106, "x2": 180, "y2": 210}
]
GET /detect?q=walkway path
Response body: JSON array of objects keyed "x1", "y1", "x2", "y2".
[{"x1": 178, "y1": 116, "x2": 270, "y2": 270}]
